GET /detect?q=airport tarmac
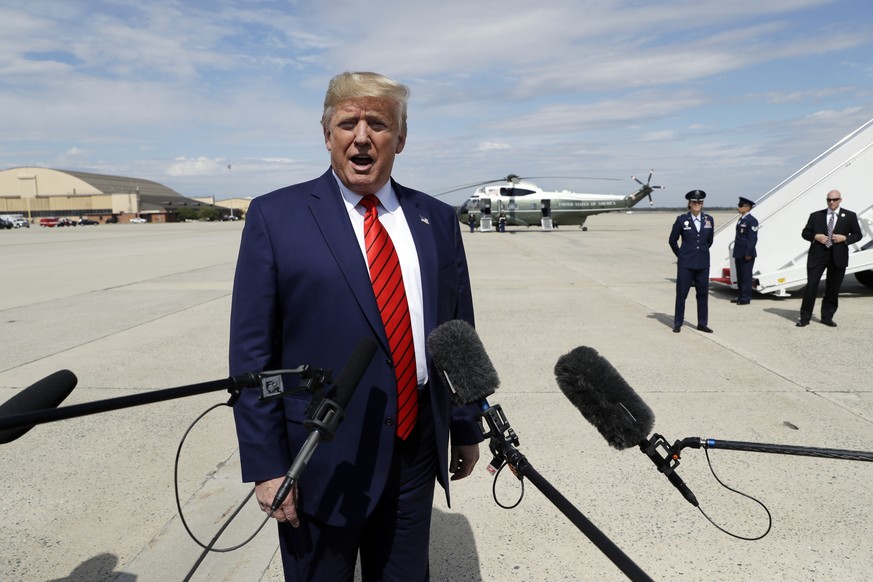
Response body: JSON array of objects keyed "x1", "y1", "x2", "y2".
[{"x1": 1, "y1": 212, "x2": 871, "y2": 581}]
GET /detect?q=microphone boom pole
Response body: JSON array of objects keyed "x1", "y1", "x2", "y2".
[
  {"x1": 676, "y1": 436, "x2": 873, "y2": 462},
  {"x1": 480, "y1": 402, "x2": 654, "y2": 582},
  {"x1": 0, "y1": 374, "x2": 260, "y2": 439}
]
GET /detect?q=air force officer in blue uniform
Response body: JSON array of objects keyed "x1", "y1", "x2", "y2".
[
  {"x1": 669, "y1": 190, "x2": 715, "y2": 333},
  {"x1": 732, "y1": 196, "x2": 758, "y2": 305}
]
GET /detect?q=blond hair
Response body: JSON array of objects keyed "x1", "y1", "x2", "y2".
[{"x1": 321, "y1": 72, "x2": 410, "y2": 135}]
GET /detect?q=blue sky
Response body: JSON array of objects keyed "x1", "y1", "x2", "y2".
[{"x1": 2, "y1": 0, "x2": 872, "y2": 207}]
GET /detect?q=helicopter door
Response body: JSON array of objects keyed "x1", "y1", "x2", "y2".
[
  {"x1": 540, "y1": 199, "x2": 553, "y2": 231},
  {"x1": 480, "y1": 198, "x2": 493, "y2": 232}
]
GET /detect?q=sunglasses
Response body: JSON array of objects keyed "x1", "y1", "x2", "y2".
[
  {"x1": 689, "y1": 200, "x2": 703, "y2": 204},
  {"x1": 827, "y1": 198, "x2": 841, "y2": 202}
]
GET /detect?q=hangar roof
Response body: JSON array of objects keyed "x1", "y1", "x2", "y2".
[
  {"x1": 60, "y1": 169, "x2": 201, "y2": 211},
  {"x1": 0, "y1": 167, "x2": 207, "y2": 211}
]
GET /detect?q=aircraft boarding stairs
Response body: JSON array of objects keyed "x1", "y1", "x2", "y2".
[{"x1": 709, "y1": 118, "x2": 873, "y2": 297}]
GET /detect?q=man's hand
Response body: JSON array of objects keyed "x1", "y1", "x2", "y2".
[
  {"x1": 832, "y1": 233, "x2": 847, "y2": 244},
  {"x1": 255, "y1": 476, "x2": 300, "y2": 527},
  {"x1": 449, "y1": 444, "x2": 480, "y2": 481}
]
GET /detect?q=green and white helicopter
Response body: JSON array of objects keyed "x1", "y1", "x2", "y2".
[{"x1": 450, "y1": 171, "x2": 663, "y2": 231}]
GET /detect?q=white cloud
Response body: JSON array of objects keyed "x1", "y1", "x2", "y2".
[
  {"x1": 0, "y1": 0, "x2": 871, "y2": 206},
  {"x1": 476, "y1": 142, "x2": 511, "y2": 152},
  {"x1": 166, "y1": 156, "x2": 228, "y2": 177}
]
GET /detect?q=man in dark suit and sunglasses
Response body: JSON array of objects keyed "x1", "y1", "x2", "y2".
[{"x1": 797, "y1": 190, "x2": 862, "y2": 327}]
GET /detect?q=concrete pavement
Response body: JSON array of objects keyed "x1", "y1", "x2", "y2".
[{"x1": 1, "y1": 213, "x2": 871, "y2": 581}]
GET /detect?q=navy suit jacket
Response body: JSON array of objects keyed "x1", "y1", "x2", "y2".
[
  {"x1": 801, "y1": 208, "x2": 862, "y2": 269},
  {"x1": 229, "y1": 169, "x2": 481, "y2": 527},
  {"x1": 669, "y1": 212, "x2": 714, "y2": 269}
]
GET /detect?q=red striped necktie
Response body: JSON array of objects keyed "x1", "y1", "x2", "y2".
[{"x1": 359, "y1": 195, "x2": 418, "y2": 440}]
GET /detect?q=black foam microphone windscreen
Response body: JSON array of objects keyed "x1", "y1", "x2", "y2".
[
  {"x1": 427, "y1": 320, "x2": 499, "y2": 405},
  {"x1": 0, "y1": 369, "x2": 78, "y2": 444},
  {"x1": 554, "y1": 347, "x2": 654, "y2": 450}
]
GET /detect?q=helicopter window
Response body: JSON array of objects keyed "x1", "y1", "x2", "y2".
[
  {"x1": 499, "y1": 187, "x2": 537, "y2": 197},
  {"x1": 461, "y1": 198, "x2": 479, "y2": 214}
]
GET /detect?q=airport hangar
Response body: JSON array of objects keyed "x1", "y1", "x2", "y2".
[{"x1": 0, "y1": 167, "x2": 239, "y2": 224}]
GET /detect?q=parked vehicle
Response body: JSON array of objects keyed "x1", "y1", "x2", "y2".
[
  {"x1": 106, "y1": 215, "x2": 118, "y2": 224},
  {"x1": 1, "y1": 214, "x2": 28, "y2": 228},
  {"x1": 78, "y1": 218, "x2": 99, "y2": 226},
  {"x1": 130, "y1": 217, "x2": 147, "y2": 223},
  {"x1": 57, "y1": 218, "x2": 76, "y2": 227},
  {"x1": 39, "y1": 217, "x2": 59, "y2": 227}
]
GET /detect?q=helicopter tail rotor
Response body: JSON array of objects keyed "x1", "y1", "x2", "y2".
[{"x1": 632, "y1": 170, "x2": 664, "y2": 205}]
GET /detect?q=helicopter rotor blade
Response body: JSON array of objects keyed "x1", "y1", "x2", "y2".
[
  {"x1": 632, "y1": 170, "x2": 664, "y2": 191},
  {"x1": 521, "y1": 175, "x2": 622, "y2": 182},
  {"x1": 434, "y1": 173, "x2": 623, "y2": 197},
  {"x1": 432, "y1": 177, "x2": 522, "y2": 197}
]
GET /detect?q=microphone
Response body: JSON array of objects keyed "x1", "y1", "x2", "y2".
[
  {"x1": 0, "y1": 370, "x2": 78, "y2": 444},
  {"x1": 269, "y1": 336, "x2": 377, "y2": 513},
  {"x1": 428, "y1": 319, "x2": 520, "y2": 474},
  {"x1": 426, "y1": 319, "x2": 499, "y2": 408},
  {"x1": 429, "y1": 323, "x2": 656, "y2": 580},
  {"x1": 554, "y1": 347, "x2": 698, "y2": 507},
  {"x1": 553, "y1": 347, "x2": 653, "y2": 449}
]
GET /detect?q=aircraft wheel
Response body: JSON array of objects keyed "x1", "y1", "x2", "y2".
[{"x1": 854, "y1": 269, "x2": 873, "y2": 288}]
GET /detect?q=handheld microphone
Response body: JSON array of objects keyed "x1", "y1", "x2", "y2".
[
  {"x1": 426, "y1": 319, "x2": 499, "y2": 408},
  {"x1": 0, "y1": 370, "x2": 78, "y2": 444},
  {"x1": 554, "y1": 347, "x2": 698, "y2": 507},
  {"x1": 269, "y1": 336, "x2": 377, "y2": 513}
]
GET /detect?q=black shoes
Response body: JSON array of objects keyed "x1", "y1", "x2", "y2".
[
  {"x1": 673, "y1": 327, "x2": 681, "y2": 333},
  {"x1": 736, "y1": 300, "x2": 750, "y2": 305},
  {"x1": 696, "y1": 325, "x2": 713, "y2": 333},
  {"x1": 730, "y1": 298, "x2": 739, "y2": 303},
  {"x1": 796, "y1": 319, "x2": 836, "y2": 327}
]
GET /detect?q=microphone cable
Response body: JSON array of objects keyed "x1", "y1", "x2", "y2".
[
  {"x1": 173, "y1": 402, "x2": 271, "y2": 554},
  {"x1": 489, "y1": 458, "x2": 525, "y2": 510},
  {"x1": 696, "y1": 447, "x2": 772, "y2": 541}
]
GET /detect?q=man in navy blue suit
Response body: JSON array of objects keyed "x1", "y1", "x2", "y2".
[
  {"x1": 669, "y1": 190, "x2": 715, "y2": 333},
  {"x1": 229, "y1": 72, "x2": 483, "y2": 580},
  {"x1": 731, "y1": 196, "x2": 758, "y2": 305}
]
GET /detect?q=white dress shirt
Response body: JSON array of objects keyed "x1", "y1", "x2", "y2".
[{"x1": 334, "y1": 172, "x2": 428, "y2": 385}]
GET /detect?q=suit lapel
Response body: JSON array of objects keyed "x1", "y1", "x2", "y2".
[{"x1": 308, "y1": 171, "x2": 386, "y2": 345}]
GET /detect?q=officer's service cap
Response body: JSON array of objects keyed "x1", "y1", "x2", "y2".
[
  {"x1": 685, "y1": 190, "x2": 706, "y2": 201},
  {"x1": 738, "y1": 196, "x2": 755, "y2": 208}
]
